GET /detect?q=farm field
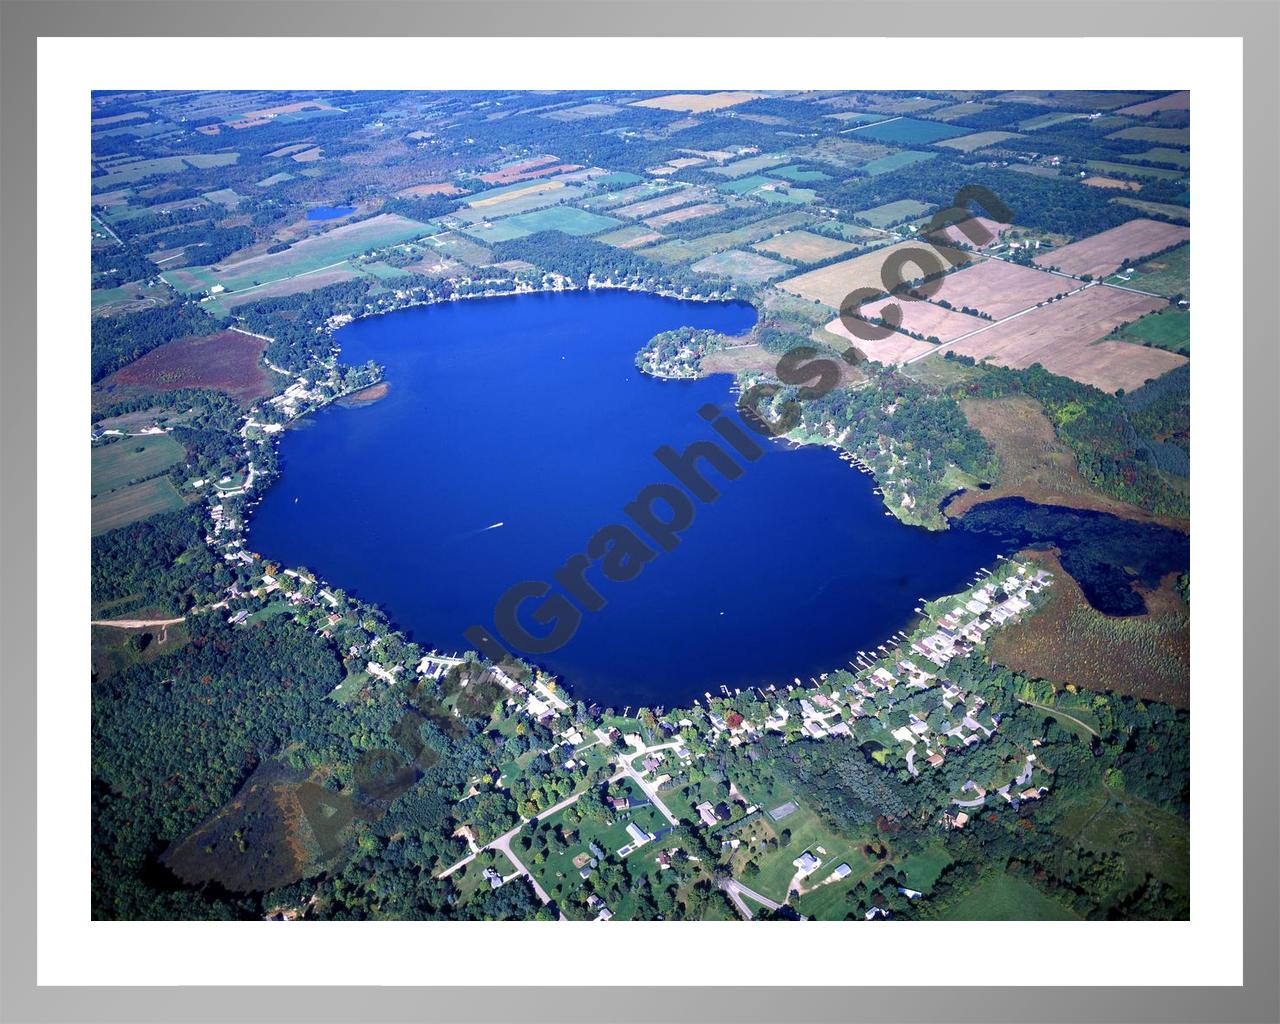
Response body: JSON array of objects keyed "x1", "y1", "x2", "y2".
[
  {"x1": 631, "y1": 91, "x2": 765, "y2": 112},
  {"x1": 850, "y1": 118, "x2": 968, "y2": 145},
  {"x1": 1108, "y1": 126, "x2": 1190, "y2": 146},
  {"x1": 928, "y1": 259, "x2": 1070, "y2": 319},
  {"x1": 845, "y1": 293, "x2": 984, "y2": 343},
  {"x1": 464, "y1": 178, "x2": 567, "y2": 208},
  {"x1": 935, "y1": 130, "x2": 1024, "y2": 152},
  {"x1": 752, "y1": 230, "x2": 857, "y2": 263},
  {"x1": 1019, "y1": 111, "x2": 1088, "y2": 130},
  {"x1": 820, "y1": 317, "x2": 937, "y2": 364},
  {"x1": 1085, "y1": 160, "x2": 1184, "y2": 181},
  {"x1": 1117, "y1": 90, "x2": 1190, "y2": 116},
  {"x1": 91, "y1": 152, "x2": 239, "y2": 192},
  {"x1": 98, "y1": 329, "x2": 276, "y2": 404},
  {"x1": 707, "y1": 153, "x2": 791, "y2": 178},
  {"x1": 776, "y1": 239, "x2": 972, "y2": 309},
  {"x1": 859, "y1": 150, "x2": 937, "y2": 176},
  {"x1": 1107, "y1": 307, "x2": 1190, "y2": 355},
  {"x1": 91, "y1": 434, "x2": 186, "y2": 497},
  {"x1": 795, "y1": 136, "x2": 892, "y2": 170},
  {"x1": 1132, "y1": 147, "x2": 1190, "y2": 169},
  {"x1": 946, "y1": 284, "x2": 1183, "y2": 393},
  {"x1": 1110, "y1": 197, "x2": 1189, "y2": 223},
  {"x1": 854, "y1": 198, "x2": 932, "y2": 228},
  {"x1": 454, "y1": 185, "x2": 589, "y2": 223},
  {"x1": 614, "y1": 188, "x2": 710, "y2": 219},
  {"x1": 1107, "y1": 243, "x2": 1190, "y2": 298},
  {"x1": 690, "y1": 249, "x2": 790, "y2": 285},
  {"x1": 397, "y1": 181, "x2": 467, "y2": 197},
  {"x1": 595, "y1": 224, "x2": 664, "y2": 249},
  {"x1": 771, "y1": 164, "x2": 832, "y2": 183},
  {"x1": 165, "y1": 213, "x2": 434, "y2": 294},
  {"x1": 637, "y1": 210, "x2": 814, "y2": 264},
  {"x1": 926, "y1": 215, "x2": 1010, "y2": 248},
  {"x1": 1033, "y1": 218, "x2": 1190, "y2": 278},
  {"x1": 461, "y1": 205, "x2": 621, "y2": 243},
  {"x1": 929, "y1": 101, "x2": 996, "y2": 121},
  {"x1": 644, "y1": 203, "x2": 724, "y2": 229},
  {"x1": 91, "y1": 475, "x2": 187, "y2": 536},
  {"x1": 211, "y1": 264, "x2": 365, "y2": 313},
  {"x1": 1082, "y1": 175, "x2": 1141, "y2": 191}
]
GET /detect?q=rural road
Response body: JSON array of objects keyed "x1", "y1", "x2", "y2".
[
  {"x1": 719, "y1": 878, "x2": 782, "y2": 920},
  {"x1": 1018, "y1": 698, "x2": 1100, "y2": 737},
  {"x1": 90, "y1": 616, "x2": 185, "y2": 628}
]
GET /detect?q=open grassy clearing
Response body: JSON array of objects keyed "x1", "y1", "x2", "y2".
[
  {"x1": 1084, "y1": 160, "x2": 1185, "y2": 182},
  {"x1": 1105, "y1": 243, "x2": 1190, "y2": 299},
  {"x1": 91, "y1": 476, "x2": 187, "y2": 536},
  {"x1": 936, "y1": 872, "x2": 1079, "y2": 921},
  {"x1": 91, "y1": 435, "x2": 186, "y2": 497},
  {"x1": 858, "y1": 150, "x2": 937, "y2": 176}
]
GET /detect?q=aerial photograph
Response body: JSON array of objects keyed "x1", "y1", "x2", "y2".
[{"x1": 89, "y1": 88, "x2": 1191, "y2": 923}]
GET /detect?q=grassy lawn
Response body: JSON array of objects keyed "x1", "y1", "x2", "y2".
[
  {"x1": 330, "y1": 668, "x2": 371, "y2": 703},
  {"x1": 937, "y1": 872, "x2": 1080, "y2": 920},
  {"x1": 91, "y1": 434, "x2": 186, "y2": 497},
  {"x1": 895, "y1": 843, "x2": 954, "y2": 892}
]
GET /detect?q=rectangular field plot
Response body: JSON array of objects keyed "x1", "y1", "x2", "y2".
[
  {"x1": 1107, "y1": 307, "x2": 1190, "y2": 355},
  {"x1": 690, "y1": 249, "x2": 790, "y2": 285},
  {"x1": 636, "y1": 210, "x2": 814, "y2": 264},
  {"x1": 849, "y1": 118, "x2": 968, "y2": 145},
  {"x1": 776, "y1": 239, "x2": 973, "y2": 310},
  {"x1": 1033, "y1": 218, "x2": 1189, "y2": 279},
  {"x1": 751, "y1": 230, "x2": 857, "y2": 263},
  {"x1": 771, "y1": 165, "x2": 833, "y2": 183},
  {"x1": 165, "y1": 213, "x2": 435, "y2": 294},
  {"x1": 946, "y1": 284, "x2": 1185, "y2": 393},
  {"x1": 91, "y1": 475, "x2": 186, "y2": 536},
  {"x1": 1111, "y1": 198, "x2": 1190, "y2": 224},
  {"x1": 936, "y1": 130, "x2": 1024, "y2": 153},
  {"x1": 1084, "y1": 160, "x2": 1185, "y2": 182},
  {"x1": 925, "y1": 216, "x2": 1010, "y2": 249},
  {"x1": 614, "y1": 188, "x2": 709, "y2": 219},
  {"x1": 92, "y1": 435, "x2": 186, "y2": 497},
  {"x1": 854, "y1": 199, "x2": 933, "y2": 228},
  {"x1": 928, "y1": 260, "x2": 1071, "y2": 320},
  {"x1": 461, "y1": 205, "x2": 621, "y2": 243},
  {"x1": 1117, "y1": 91, "x2": 1189, "y2": 117},
  {"x1": 707, "y1": 153, "x2": 791, "y2": 178},
  {"x1": 858, "y1": 150, "x2": 937, "y2": 176},
  {"x1": 1107, "y1": 126, "x2": 1190, "y2": 146},
  {"x1": 643, "y1": 203, "x2": 725, "y2": 229},
  {"x1": 845, "y1": 294, "x2": 984, "y2": 343},
  {"x1": 631, "y1": 91, "x2": 765, "y2": 112},
  {"x1": 1106, "y1": 243, "x2": 1190, "y2": 298},
  {"x1": 595, "y1": 224, "x2": 664, "y2": 249}
]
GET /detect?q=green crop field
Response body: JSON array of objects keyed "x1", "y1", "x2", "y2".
[
  {"x1": 460, "y1": 204, "x2": 621, "y2": 244},
  {"x1": 855, "y1": 198, "x2": 933, "y2": 227},
  {"x1": 165, "y1": 213, "x2": 435, "y2": 295},
  {"x1": 859, "y1": 150, "x2": 937, "y2": 176},
  {"x1": 92, "y1": 435, "x2": 186, "y2": 497},
  {"x1": 637, "y1": 210, "x2": 815, "y2": 264},
  {"x1": 1108, "y1": 307, "x2": 1190, "y2": 354},
  {"x1": 690, "y1": 249, "x2": 790, "y2": 284},
  {"x1": 771, "y1": 165, "x2": 833, "y2": 182},
  {"x1": 91, "y1": 476, "x2": 186, "y2": 535},
  {"x1": 1086, "y1": 160, "x2": 1185, "y2": 182},
  {"x1": 851, "y1": 118, "x2": 968, "y2": 146}
]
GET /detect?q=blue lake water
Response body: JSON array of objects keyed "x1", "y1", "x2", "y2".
[
  {"x1": 306, "y1": 205, "x2": 356, "y2": 221},
  {"x1": 247, "y1": 290, "x2": 1189, "y2": 709}
]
